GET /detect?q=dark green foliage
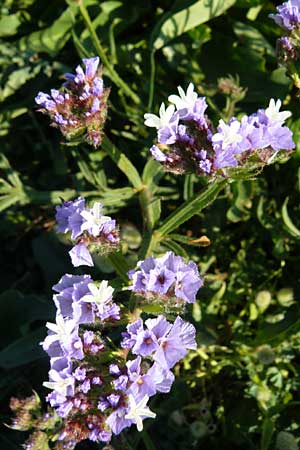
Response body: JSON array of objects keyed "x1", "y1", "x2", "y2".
[{"x1": 1, "y1": 0, "x2": 300, "y2": 449}]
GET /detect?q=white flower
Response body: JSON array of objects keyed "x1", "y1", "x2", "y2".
[
  {"x1": 265, "y1": 98, "x2": 292, "y2": 124},
  {"x1": 82, "y1": 280, "x2": 114, "y2": 314},
  {"x1": 125, "y1": 394, "x2": 156, "y2": 432},
  {"x1": 212, "y1": 119, "x2": 243, "y2": 148},
  {"x1": 81, "y1": 202, "x2": 111, "y2": 236},
  {"x1": 43, "y1": 370, "x2": 74, "y2": 396},
  {"x1": 168, "y1": 82, "x2": 198, "y2": 111},
  {"x1": 144, "y1": 102, "x2": 175, "y2": 129},
  {"x1": 46, "y1": 314, "x2": 76, "y2": 342}
]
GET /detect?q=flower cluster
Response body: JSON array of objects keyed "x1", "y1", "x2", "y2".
[
  {"x1": 41, "y1": 274, "x2": 118, "y2": 445},
  {"x1": 128, "y1": 251, "x2": 203, "y2": 307},
  {"x1": 144, "y1": 84, "x2": 295, "y2": 176},
  {"x1": 270, "y1": 0, "x2": 300, "y2": 31},
  {"x1": 55, "y1": 197, "x2": 119, "y2": 267},
  {"x1": 270, "y1": 1, "x2": 300, "y2": 65},
  {"x1": 40, "y1": 267, "x2": 196, "y2": 447},
  {"x1": 35, "y1": 57, "x2": 109, "y2": 147}
]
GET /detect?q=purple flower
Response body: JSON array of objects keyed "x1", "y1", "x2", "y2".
[
  {"x1": 83, "y1": 57, "x2": 100, "y2": 79},
  {"x1": 126, "y1": 357, "x2": 173, "y2": 402},
  {"x1": 126, "y1": 358, "x2": 157, "y2": 401},
  {"x1": 53, "y1": 274, "x2": 90, "y2": 293},
  {"x1": 35, "y1": 92, "x2": 56, "y2": 109},
  {"x1": 55, "y1": 197, "x2": 85, "y2": 236},
  {"x1": 107, "y1": 393, "x2": 120, "y2": 407},
  {"x1": 41, "y1": 314, "x2": 81, "y2": 359},
  {"x1": 150, "y1": 145, "x2": 167, "y2": 162},
  {"x1": 74, "y1": 367, "x2": 86, "y2": 381},
  {"x1": 106, "y1": 407, "x2": 133, "y2": 435},
  {"x1": 148, "y1": 315, "x2": 197, "y2": 370},
  {"x1": 174, "y1": 269, "x2": 203, "y2": 303},
  {"x1": 69, "y1": 243, "x2": 94, "y2": 267},
  {"x1": 80, "y1": 202, "x2": 112, "y2": 237},
  {"x1": 113, "y1": 375, "x2": 128, "y2": 391},
  {"x1": 270, "y1": 0, "x2": 300, "y2": 30},
  {"x1": 147, "y1": 266, "x2": 176, "y2": 294},
  {"x1": 121, "y1": 319, "x2": 144, "y2": 349},
  {"x1": 132, "y1": 329, "x2": 159, "y2": 357},
  {"x1": 129, "y1": 251, "x2": 203, "y2": 303}
]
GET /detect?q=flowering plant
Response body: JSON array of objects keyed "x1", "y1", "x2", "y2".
[{"x1": 3, "y1": 1, "x2": 300, "y2": 449}]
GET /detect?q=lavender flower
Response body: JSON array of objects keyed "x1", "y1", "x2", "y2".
[
  {"x1": 35, "y1": 57, "x2": 110, "y2": 147},
  {"x1": 121, "y1": 314, "x2": 197, "y2": 370},
  {"x1": 55, "y1": 198, "x2": 120, "y2": 267},
  {"x1": 145, "y1": 85, "x2": 295, "y2": 176},
  {"x1": 269, "y1": 0, "x2": 300, "y2": 31},
  {"x1": 213, "y1": 98, "x2": 294, "y2": 169},
  {"x1": 144, "y1": 84, "x2": 212, "y2": 175},
  {"x1": 128, "y1": 251, "x2": 203, "y2": 305},
  {"x1": 81, "y1": 280, "x2": 120, "y2": 321}
]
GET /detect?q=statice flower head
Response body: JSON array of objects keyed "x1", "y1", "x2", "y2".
[
  {"x1": 121, "y1": 315, "x2": 197, "y2": 370},
  {"x1": 35, "y1": 57, "x2": 110, "y2": 147},
  {"x1": 270, "y1": 2, "x2": 300, "y2": 67},
  {"x1": 55, "y1": 197, "x2": 120, "y2": 267},
  {"x1": 212, "y1": 98, "x2": 294, "y2": 171},
  {"x1": 269, "y1": 0, "x2": 300, "y2": 31},
  {"x1": 128, "y1": 251, "x2": 203, "y2": 310},
  {"x1": 144, "y1": 83, "x2": 214, "y2": 176},
  {"x1": 145, "y1": 82, "x2": 295, "y2": 177}
]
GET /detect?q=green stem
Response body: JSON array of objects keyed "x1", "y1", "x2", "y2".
[
  {"x1": 108, "y1": 252, "x2": 130, "y2": 282},
  {"x1": 138, "y1": 231, "x2": 160, "y2": 259},
  {"x1": 147, "y1": 50, "x2": 156, "y2": 110},
  {"x1": 141, "y1": 430, "x2": 157, "y2": 450},
  {"x1": 79, "y1": 1, "x2": 141, "y2": 105},
  {"x1": 157, "y1": 179, "x2": 227, "y2": 236}
]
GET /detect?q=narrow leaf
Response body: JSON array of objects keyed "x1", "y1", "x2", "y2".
[
  {"x1": 151, "y1": 0, "x2": 236, "y2": 50},
  {"x1": 157, "y1": 180, "x2": 226, "y2": 236}
]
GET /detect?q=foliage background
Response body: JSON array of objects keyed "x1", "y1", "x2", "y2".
[{"x1": 1, "y1": 0, "x2": 300, "y2": 449}]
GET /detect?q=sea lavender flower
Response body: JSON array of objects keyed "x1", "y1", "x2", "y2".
[
  {"x1": 213, "y1": 98, "x2": 294, "y2": 169},
  {"x1": 269, "y1": 0, "x2": 300, "y2": 31},
  {"x1": 55, "y1": 198, "x2": 120, "y2": 267},
  {"x1": 35, "y1": 57, "x2": 110, "y2": 147},
  {"x1": 128, "y1": 251, "x2": 203, "y2": 306},
  {"x1": 145, "y1": 84, "x2": 295, "y2": 176},
  {"x1": 122, "y1": 315, "x2": 197, "y2": 370},
  {"x1": 124, "y1": 395, "x2": 156, "y2": 432},
  {"x1": 81, "y1": 280, "x2": 120, "y2": 321},
  {"x1": 144, "y1": 84, "x2": 213, "y2": 175}
]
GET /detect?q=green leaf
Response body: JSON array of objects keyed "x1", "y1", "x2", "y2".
[
  {"x1": 0, "y1": 66, "x2": 42, "y2": 101},
  {"x1": 261, "y1": 417, "x2": 275, "y2": 450},
  {"x1": 157, "y1": 180, "x2": 226, "y2": 236},
  {"x1": 233, "y1": 21, "x2": 275, "y2": 58},
  {"x1": 100, "y1": 187, "x2": 136, "y2": 207},
  {"x1": 0, "y1": 194, "x2": 20, "y2": 212},
  {"x1": 0, "y1": 12, "x2": 26, "y2": 37},
  {"x1": 206, "y1": 282, "x2": 226, "y2": 315},
  {"x1": 281, "y1": 197, "x2": 300, "y2": 239},
  {"x1": 183, "y1": 174, "x2": 195, "y2": 201},
  {"x1": 163, "y1": 238, "x2": 189, "y2": 258},
  {"x1": 151, "y1": 0, "x2": 236, "y2": 50},
  {"x1": 102, "y1": 136, "x2": 143, "y2": 190},
  {"x1": 107, "y1": 252, "x2": 130, "y2": 282},
  {"x1": 146, "y1": 197, "x2": 161, "y2": 230},
  {"x1": 142, "y1": 158, "x2": 164, "y2": 190},
  {"x1": 227, "y1": 180, "x2": 253, "y2": 223},
  {"x1": 18, "y1": 5, "x2": 78, "y2": 55},
  {"x1": 0, "y1": 290, "x2": 52, "y2": 349},
  {"x1": 32, "y1": 232, "x2": 73, "y2": 287},
  {"x1": 0, "y1": 328, "x2": 45, "y2": 369}
]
